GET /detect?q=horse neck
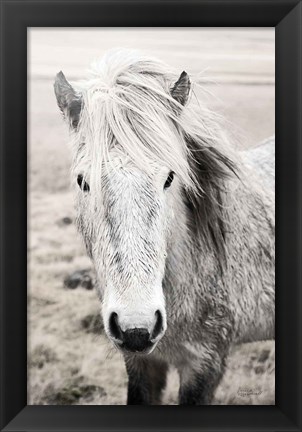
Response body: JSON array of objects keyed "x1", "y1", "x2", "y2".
[{"x1": 164, "y1": 174, "x2": 274, "y2": 295}]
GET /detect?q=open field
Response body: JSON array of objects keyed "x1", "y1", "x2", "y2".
[{"x1": 28, "y1": 28, "x2": 275, "y2": 405}]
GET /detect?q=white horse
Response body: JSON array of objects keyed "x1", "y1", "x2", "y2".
[{"x1": 54, "y1": 49, "x2": 275, "y2": 405}]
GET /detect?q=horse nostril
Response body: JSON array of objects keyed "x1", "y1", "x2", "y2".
[
  {"x1": 109, "y1": 312, "x2": 123, "y2": 341},
  {"x1": 151, "y1": 310, "x2": 164, "y2": 340}
]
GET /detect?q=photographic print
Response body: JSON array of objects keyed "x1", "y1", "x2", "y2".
[{"x1": 28, "y1": 28, "x2": 275, "y2": 406}]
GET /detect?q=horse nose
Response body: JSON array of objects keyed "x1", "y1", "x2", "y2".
[{"x1": 108, "y1": 310, "x2": 164, "y2": 352}]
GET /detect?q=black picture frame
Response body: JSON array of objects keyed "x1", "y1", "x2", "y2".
[{"x1": 0, "y1": 0, "x2": 301, "y2": 431}]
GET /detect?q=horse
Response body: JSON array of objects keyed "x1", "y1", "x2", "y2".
[{"x1": 54, "y1": 49, "x2": 275, "y2": 405}]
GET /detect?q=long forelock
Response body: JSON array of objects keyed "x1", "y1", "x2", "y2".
[{"x1": 72, "y1": 51, "x2": 195, "y2": 193}]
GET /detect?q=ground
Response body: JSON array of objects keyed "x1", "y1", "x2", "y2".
[{"x1": 28, "y1": 28, "x2": 275, "y2": 405}]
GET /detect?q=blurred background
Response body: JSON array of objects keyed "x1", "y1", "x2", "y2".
[{"x1": 28, "y1": 28, "x2": 275, "y2": 405}]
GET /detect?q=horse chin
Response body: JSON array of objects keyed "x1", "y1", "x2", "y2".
[{"x1": 113, "y1": 340, "x2": 158, "y2": 356}]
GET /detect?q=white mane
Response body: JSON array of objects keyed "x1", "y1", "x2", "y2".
[{"x1": 72, "y1": 49, "x2": 236, "y2": 197}]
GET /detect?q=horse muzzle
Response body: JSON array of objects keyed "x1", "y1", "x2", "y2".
[{"x1": 108, "y1": 310, "x2": 165, "y2": 354}]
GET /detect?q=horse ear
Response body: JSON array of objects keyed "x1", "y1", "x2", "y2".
[
  {"x1": 171, "y1": 71, "x2": 191, "y2": 106},
  {"x1": 54, "y1": 71, "x2": 82, "y2": 129}
]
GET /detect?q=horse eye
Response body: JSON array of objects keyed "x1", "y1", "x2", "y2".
[
  {"x1": 77, "y1": 174, "x2": 90, "y2": 192},
  {"x1": 164, "y1": 171, "x2": 174, "y2": 189}
]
